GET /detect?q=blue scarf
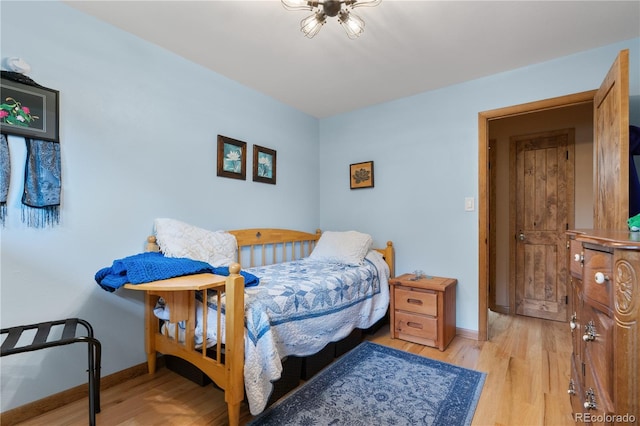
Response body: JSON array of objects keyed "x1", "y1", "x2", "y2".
[
  {"x1": 21, "y1": 137, "x2": 61, "y2": 227},
  {"x1": 0, "y1": 134, "x2": 9, "y2": 226}
]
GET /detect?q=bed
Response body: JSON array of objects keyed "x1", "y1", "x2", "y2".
[{"x1": 122, "y1": 222, "x2": 395, "y2": 426}]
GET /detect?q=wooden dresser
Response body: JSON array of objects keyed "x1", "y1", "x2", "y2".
[
  {"x1": 567, "y1": 230, "x2": 639, "y2": 424},
  {"x1": 389, "y1": 274, "x2": 456, "y2": 351}
]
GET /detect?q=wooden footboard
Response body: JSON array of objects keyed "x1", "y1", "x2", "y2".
[{"x1": 124, "y1": 268, "x2": 245, "y2": 426}]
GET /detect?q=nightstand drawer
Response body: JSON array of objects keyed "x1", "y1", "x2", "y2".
[
  {"x1": 394, "y1": 311, "x2": 437, "y2": 341},
  {"x1": 395, "y1": 286, "x2": 437, "y2": 316}
]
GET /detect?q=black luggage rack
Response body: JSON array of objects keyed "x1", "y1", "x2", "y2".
[{"x1": 1, "y1": 318, "x2": 101, "y2": 425}]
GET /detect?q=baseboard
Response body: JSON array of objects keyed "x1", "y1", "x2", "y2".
[
  {"x1": 456, "y1": 327, "x2": 479, "y2": 341},
  {"x1": 0, "y1": 358, "x2": 160, "y2": 426}
]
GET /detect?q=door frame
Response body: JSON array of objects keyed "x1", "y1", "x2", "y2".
[{"x1": 477, "y1": 90, "x2": 596, "y2": 341}]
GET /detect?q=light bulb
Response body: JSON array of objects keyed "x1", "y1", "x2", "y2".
[
  {"x1": 301, "y1": 12, "x2": 326, "y2": 38},
  {"x1": 338, "y1": 11, "x2": 365, "y2": 39},
  {"x1": 346, "y1": 0, "x2": 382, "y2": 8},
  {"x1": 281, "y1": 0, "x2": 315, "y2": 11}
]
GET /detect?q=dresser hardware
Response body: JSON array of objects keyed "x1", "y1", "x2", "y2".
[
  {"x1": 582, "y1": 320, "x2": 597, "y2": 342},
  {"x1": 407, "y1": 298, "x2": 423, "y2": 305},
  {"x1": 583, "y1": 388, "x2": 597, "y2": 410},
  {"x1": 594, "y1": 272, "x2": 610, "y2": 284},
  {"x1": 567, "y1": 379, "x2": 576, "y2": 395},
  {"x1": 569, "y1": 313, "x2": 577, "y2": 331},
  {"x1": 406, "y1": 321, "x2": 423, "y2": 329}
]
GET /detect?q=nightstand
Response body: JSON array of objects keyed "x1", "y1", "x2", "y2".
[{"x1": 389, "y1": 274, "x2": 457, "y2": 351}]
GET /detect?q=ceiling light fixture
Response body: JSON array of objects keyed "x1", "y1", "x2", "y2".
[{"x1": 281, "y1": 0, "x2": 381, "y2": 39}]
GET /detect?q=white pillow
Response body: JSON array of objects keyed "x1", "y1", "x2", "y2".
[
  {"x1": 308, "y1": 230, "x2": 373, "y2": 266},
  {"x1": 154, "y1": 218, "x2": 237, "y2": 267}
]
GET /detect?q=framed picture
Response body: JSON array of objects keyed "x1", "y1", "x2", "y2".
[
  {"x1": 0, "y1": 77, "x2": 59, "y2": 142},
  {"x1": 350, "y1": 161, "x2": 374, "y2": 189},
  {"x1": 253, "y1": 144, "x2": 277, "y2": 185},
  {"x1": 217, "y1": 135, "x2": 247, "y2": 180}
]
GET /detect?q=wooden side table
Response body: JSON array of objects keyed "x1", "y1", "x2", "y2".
[{"x1": 389, "y1": 274, "x2": 457, "y2": 351}]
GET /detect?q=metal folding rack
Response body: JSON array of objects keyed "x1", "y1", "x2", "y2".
[{"x1": 1, "y1": 318, "x2": 101, "y2": 426}]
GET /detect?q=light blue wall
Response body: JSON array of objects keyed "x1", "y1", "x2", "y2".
[
  {"x1": 0, "y1": 1, "x2": 319, "y2": 411},
  {"x1": 1, "y1": 0, "x2": 639, "y2": 414},
  {"x1": 319, "y1": 38, "x2": 640, "y2": 333}
]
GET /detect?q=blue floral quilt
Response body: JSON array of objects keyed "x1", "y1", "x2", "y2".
[{"x1": 154, "y1": 250, "x2": 390, "y2": 415}]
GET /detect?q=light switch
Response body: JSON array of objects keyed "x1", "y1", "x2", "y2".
[{"x1": 465, "y1": 197, "x2": 475, "y2": 211}]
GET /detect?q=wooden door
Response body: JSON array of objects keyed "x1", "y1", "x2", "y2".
[
  {"x1": 512, "y1": 129, "x2": 575, "y2": 322},
  {"x1": 594, "y1": 49, "x2": 630, "y2": 230}
]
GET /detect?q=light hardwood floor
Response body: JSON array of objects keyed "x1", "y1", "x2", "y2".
[{"x1": 12, "y1": 312, "x2": 574, "y2": 425}]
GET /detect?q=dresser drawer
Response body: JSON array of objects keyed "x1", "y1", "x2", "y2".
[
  {"x1": 394, "y1": 311, "x2": 437, "y2": 342},
  {"x1": 582, "y1": 305, "x2": 613, "y2": 398},
  {"x1": 583, "y1": 248, "x2": 613, "y2": 310},
  {"x1": 569, "y1": 356, "x2": 585, "y2": 418},
  {"x1": 583, "y1": 352, "x2": 614, "y2": 425},
  {"x1": 570, "y1": 239, "x2": 584, "y2": 279},
  {"x1": 394, "y1": 286, "x2": 437, "y2": 316}
]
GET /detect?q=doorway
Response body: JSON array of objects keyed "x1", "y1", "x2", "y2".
[
  {"x1": 478, "y1": 49, "x2": 630, "y2": 341},
  {"x1": 477, "y1": 90, "x2": 596, "y2": 341}
]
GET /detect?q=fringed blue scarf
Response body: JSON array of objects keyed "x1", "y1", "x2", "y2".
[
  {"x1": 0, "y1": 134, "x2": 9, "y2": 226},
  {"x1": 21, "y1": 138, "x2": 61, "y2": 227}
]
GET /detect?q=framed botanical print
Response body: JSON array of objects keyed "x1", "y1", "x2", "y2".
[
  {"x1": 253, "y1": 144, "x2": 276, "y2": 185},
  {"x1": 217, "y1": 135, "x2": 247, "y2": 180},
  {"x1": 350, "y1": 161, "x2": 374, "y2": 189}
]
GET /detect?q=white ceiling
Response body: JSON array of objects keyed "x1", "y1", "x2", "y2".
[{"x1": 64, "y1": 0, "x2": 640, "y2": 118}]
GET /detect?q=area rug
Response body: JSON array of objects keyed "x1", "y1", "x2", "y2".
[{"x1": 249, "y1": 341, "x2": 486, "y2": 425}]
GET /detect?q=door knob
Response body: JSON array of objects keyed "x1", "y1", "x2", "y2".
[{"x1": 518, "y1": 232, "x2": 525, "y2": 241}]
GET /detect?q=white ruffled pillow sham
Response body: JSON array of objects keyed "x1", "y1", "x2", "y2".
[
  {"x1": 154, "y1": 218, "x2": 237, "y2": 267},
  {"x1": 308, "y1": 230, "x2": 373, "y2": 266}
]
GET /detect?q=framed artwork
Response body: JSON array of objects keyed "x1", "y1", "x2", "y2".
[
  {"x1": 217, "y1": 135, "x2": 247, "y2": 180},
  {"x1": 350, "y1": 161, "x2": 374, "y2": 189},
  {"x1": 253, "y1": 144, "x2": 277, "y2": 185},
  {"x1": 0, "y1": 76, "x2": 59, "y2": 142}
]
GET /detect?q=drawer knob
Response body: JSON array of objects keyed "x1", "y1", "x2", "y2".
[
  {"x1": 574, "y1": 253, "x2": 583, "y2": 263},
  {"x1": 569, "y1": 313, "x2": 577, "y2": 331},
  {"x1": 594, "y1": 272, "x2": 609, "y2": 284}
]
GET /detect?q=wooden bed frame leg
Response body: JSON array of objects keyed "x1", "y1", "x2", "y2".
[
  {"x1": 144, "y1": 292, "x2": 157, "y2": 374},
  {"x1": 227, "y1": 402, "x2": 240, "y2": 426}
]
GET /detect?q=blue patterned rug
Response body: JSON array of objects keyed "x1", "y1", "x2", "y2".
[{"x1": 249, "y1": 341, "x2": 486, "y2": 425}]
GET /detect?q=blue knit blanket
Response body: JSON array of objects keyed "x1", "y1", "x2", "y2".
[{"x1": 95, "y1": 252, "x2": 259, "y2": 292}]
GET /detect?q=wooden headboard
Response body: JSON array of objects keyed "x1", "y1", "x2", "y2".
[{"x1": 146, "y1": 228, "x2": 395, "y2": 278}]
